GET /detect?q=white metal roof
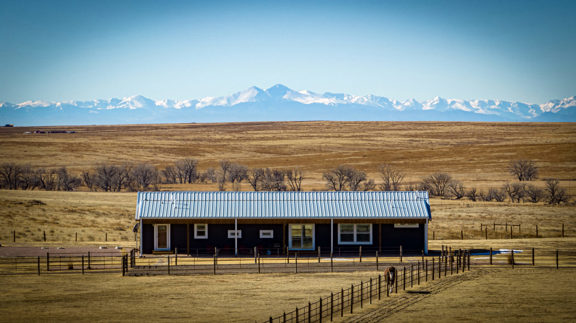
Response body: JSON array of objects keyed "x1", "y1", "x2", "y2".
[{"x1": 135, "y1": 191, "x2": 431, "y2": 220}]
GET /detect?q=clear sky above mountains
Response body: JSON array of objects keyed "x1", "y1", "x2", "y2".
[{"x1": 1, "y1": 0, "x2": 574, "y2": 104}]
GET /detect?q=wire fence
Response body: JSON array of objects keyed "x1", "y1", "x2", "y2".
[
  {"x1": 263, "y1": 250, "x2": 471, "y2": 323},
  {"x1": 0, "y1": 251, "x2": 126, "y2": 275}
]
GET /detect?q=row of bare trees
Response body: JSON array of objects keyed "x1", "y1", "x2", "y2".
[{"x1": 0, "y1": 159, "x2": 570, "y2": 204}]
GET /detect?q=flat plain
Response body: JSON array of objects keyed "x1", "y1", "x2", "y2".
[{"x1": 0, "y1": 121, "x2": 575, "y2": 322}]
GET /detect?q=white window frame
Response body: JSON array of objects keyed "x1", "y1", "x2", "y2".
[
  {"x1": 338, "y1": 223, "x2": 373, "y2": 245},
  {"x1": 194, "y1": 224, "x2": 208, "y2": 239},
  {"x1": 394, "y1": 223, "x2": 420, "y2": 229},
  {"x1": 153, "y1": 224, "x2": 171, "y2": 251},
  {"x1": 288, "y1": 224, "x2": 315, "y2": 250},
  {"x1": 228, "y1": 229, "x2": 242, "y2": 238},
  {"x1": 259, "y1": 230, "x2": 274, "y2": 239}
]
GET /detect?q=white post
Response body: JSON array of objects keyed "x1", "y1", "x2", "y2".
[
  {"x1": 234, "y1": 217, "x2": 238, "y2": 257},
  {"x1": 139, "y1": 219, "x2": 143, "y2": 257},
  {"x1": 424, "y1": 219, "x2": 429, "y2": 255},
  {"x1": 330, "y1": 218, "x2": 334, "y2": 255}
]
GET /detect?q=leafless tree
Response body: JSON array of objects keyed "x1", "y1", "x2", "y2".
[
  {"x1": 247, "y1": 168, "x2": 265, "y2": 191},
  {"x1": 228, "y1": 163, "x2": 248, "y2": 191},
  {"x1": 545, "y1": 179, "x2": 569, "y2": 205},
  {"x1": 323, "y1": 165, "x2": 369, "y2": 191},
  {"x1": 447, "y1": 181, "x2": 466, "y2": 199},
  {"x1": 112, "y1": 165, "x2": 132, "y2": 192},
  {"x1": 19, "y1": 166, "x2": 39, "y2": 190},
  {"x1": 378, "y1": 164, "x2": 405, "y2": 191},
  {"x1": 420, "y1": 173, "x2": 453, "y2": 196},
  {"x1": 361, "y1": 179, "x2": 376, "y2": 191},
  {"x1": 162, "y1": 165, "x2": 177, "y2": 184},
  {"x1": 0, "y1": 163, "x2": 23, "y2": 189},
  {"x1": 509, "y1": 160, "x2": 538, "y2": 181},
  {"x1": 217, "y1": 160, "x2": 232, "y2": 191},
  {"x1": 261, "y1": 168, "x2": 287, "y2": 191},
  {"x1": 488, "y1": 187, "x2": 506, "y2": 202},
  {"x1": 466, "y1": 187, "x2": 478, "y2": 201},
  {"x1": 323, "y1": 166, "x2": 349, "y2": 191},
  {"x1": 200, "y1": 168, "x2": 217, "y2": 184},
  {"x1": 175, "y1": 158, "x2": 199, "y2": 184},
  {"x1": 56, "y1": 167, "x2": 81, "y2": 191},
  {"x1": 131, "y1": 164, "x2": 159, "y2": 191},
  {"x1": 503, "y1": 182, "x2": 526, "y2": 203},
  {"x1": 346, "y1": 168, "x2": 367, "y2": 191},
  {"x1": 524, "y1": 184, "x2": 544, "y2": 203},
  {"x1": 38, "y1": 168, "x2": 58, "y2": 191},
  {"x1": 286, "y1": 168, "x2": 304, "y2": 191},
  {"x1": 82, "y1": 170, "x2": 96, "y2": 191}
]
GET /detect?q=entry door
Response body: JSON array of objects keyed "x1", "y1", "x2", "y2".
[
  {"x1": 289, "y1": 224, "x2": 314, "y2": 250},
  {"x1": 154, "y1": 224, "x2": 170, "y2": 250}
]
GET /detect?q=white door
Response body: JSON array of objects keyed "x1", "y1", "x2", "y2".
[{"x1": 154, "y1": 224, "x2": 170, "y2": 251}]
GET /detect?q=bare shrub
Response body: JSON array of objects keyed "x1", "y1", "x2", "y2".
[
  {"x1": 524, "y1": 184, "x2": 544, "y2": 203},
  {"x1": 378, "y1": 164, "x2": 404, "y2": 191},
  {"x1": 509, "y1": 160, "x2": 538, "y2": 181},
  {"x1": 420, "y1": 173, "x2": 452, "y2": 197},
  {"x1": 323, "y1": 165, "x2": 370, "y2": 191},
  {"x1": 466, "y1": 187, "x2": 478, "y2": 201},
  {"x1": 286, "y1": 168, "x2": 304, "y2": 191},
  {"x1": 175, "y1": 158, "x2": 198, "y2": 184},
  {"x1": 545, "y1": 179, "x2": 569, "y2": 205},
  {"x1": 447, "y1": 181, "x2": 466, "y2": 199},
  {"x1": 131, "y1": 164, "x2": 159, "y2": 191},
  {"x1": 503, "y1": 182, "x2": 526, "y2": 203}
]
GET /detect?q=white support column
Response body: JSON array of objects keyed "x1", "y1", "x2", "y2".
[
  {"x1": 330, "y1": 218, "x2": 334, "y2": 254},
  {"x1": 139, "y1": 219, "x2": 143, "y2": 257},
  {"x1": 424, "y1": 219, "x2": 429, "y2": 255},
  {"x1": 235, "y1": 217, "x2": 238, "y2": 257}
]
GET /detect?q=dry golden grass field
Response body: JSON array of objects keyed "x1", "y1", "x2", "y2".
[{"x1": 0, "y1": 121, "x2": 575, "y2": 322}]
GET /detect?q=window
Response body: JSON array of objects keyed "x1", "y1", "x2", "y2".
[
  {"x1": 394, "y1": 223, "x2": 419, "y2": 229},
  {"x1": 289, "y1": 224, "x2": 315, "y2": 250},
  {"x1": 338, "y1": 224, "x2": 372, "y2": 245},
  {"x1": 259, "y1": 230, "x2": 274, "y2": 239},
  {"x1": 194, "y1": 224, "x2": 208, "y2": 239},
  {"x1": 228, "y1": 230, "x2": 242, "y2": 238}
]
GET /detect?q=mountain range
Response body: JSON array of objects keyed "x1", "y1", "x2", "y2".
[{"x1": 1, "y1": 84, "x2": 575, "y2": 126}]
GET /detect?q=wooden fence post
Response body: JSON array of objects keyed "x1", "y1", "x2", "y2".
[
  {"x1": 461, "y1": 230, "x2": 464, "y2": 240},
  {"x1": 359, "y1": 246, "x2": 362, "y2": 263},
  {"x1": 417, "y1": 262, "x2": 420, "y2": 285},
  {"x1": 511, "y1": 250, "x2": 514, "y2": 269},
  {"x1": 330, "y1": 292, "x2": 334, "y2": 322},
  {"x1": 410, "y1": 264, "x2": 413, "y2": 287},
  {"x1": 296, "y1": 307, "x2": 299, "y2": 323},
  {"x1": 350, "y1": 284, "x2": 354, "y2": 314},
  {"x1": 376, "y1": 251, "x2": 379, "y2": 271},
  {"x1": 75, "y1": 232, "x2": 78, "y2": 242},
  {"x1": 403, "y1": 267, "x2": 406, "y2": 290},
  {"x1": 167, "y1": 255, "x2": 171, "y2": 275},
  {"x1": 370, "y1": 278, "x2": 373, "y2": 304},
  {"x1": 308, "y1": 302, "x2": 312, "y2": 323},
  {"x1": 213, "y1": 254, "x2": 216, "y2": 275},
  {"x1": 258, "y1": 253, "x2": 261, "y2": 274},
  {"x1": 399, "y1": 245, "x2": 403, "y2": 263},
  {"x1": 47, "y1": 252, "x2": 50, "y2": 272},
  {"x1": 421, "y1": 250, "x2": 425, "y2": 263},
  {"x1": 378, "y1": 274, "x2": 382, "y2": 299},
  {"x1": 318, "y1": 246, "x2": 321, "y2": 263},
  {"x1": 43, "y1": 230, "x2": 46, "y2": 242},
  {"x1": 105, "y1": 232, "x2": 108, "y2": 242},
  {"x1": 360, "y1": 281, "x2": 363, "y2": 308},
  {"x1": 532, "y1": 248, "x2": 535, "y2": 266},
  {"x1": 13, "y1": 230, "x2": 16, "y2": 242},
  {"x1": 468, "y1": 250, "x2": 471, "y2": 271},
  {"x1": 489, "y1": 248, "x2": 493, "y2": 265},
  {"x1": 295, "y1": 252, "x2": 298, "y2": 274},
  {"x1": 81, "y1": 255, "x2": 84, "y2": 275},
  {"x1": 254, "y1": 246, "x2": 258, "y2": 264},
  {"x1": 175, "y1": 248, "x2": 178, "y2": 266},
  {"x1": 37, "y1": 256, "x2": 40, "y2": 275},
  {"x1": 485, "y1": 227, "x2": 488, "y2": 240},
  {"x1": 510, "y1": 226, "x2": 513, "y2": 239},
  {"x1": 432, "y1": 258, "x2": 435, "y2": 280},
  {"x1": 438, "y1": 255, "x2": 441, "y2": 278},
  {"x1": 340, "y1": 288, "x2": 344, "y2": 317},
  {"x1": 425, "y1": 259, "x2": 428, "y2": 282},
  {"x1": 319, "y1": 297, "x2": 323, "y2": 323}
]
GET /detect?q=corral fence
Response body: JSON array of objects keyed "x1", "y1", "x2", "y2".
[
  {"x1": 0, "y1": 251, "x2": 130, "y2": 275},
  {"x1": 263, "y1": 249, "x2": 472, "y2": 323},
  {"x1": 431, "y1": 222, "x2": 570, "y2": 240}
]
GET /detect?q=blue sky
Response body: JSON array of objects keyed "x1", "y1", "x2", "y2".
[{"x1": 0, "y1": 0, "x2": 575, "y2": 103}]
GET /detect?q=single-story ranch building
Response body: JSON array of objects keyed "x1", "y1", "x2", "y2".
[{"x1": 135, "y1": 191, "x2": 431, "y2": 256}]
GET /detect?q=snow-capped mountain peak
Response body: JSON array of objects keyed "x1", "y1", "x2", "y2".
[{"x1": 1, "y1": 85, "x2": 574, "y2": 126}]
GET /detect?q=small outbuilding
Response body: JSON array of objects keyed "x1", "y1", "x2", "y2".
[{"x1": 135, "y1": 191, "x2": 431, "y2": 256}]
